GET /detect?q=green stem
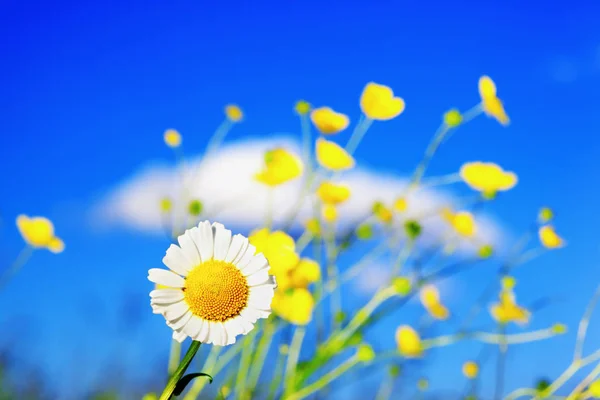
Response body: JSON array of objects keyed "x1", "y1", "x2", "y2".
[
  {"x1": 205, "y1": 119, "x2": 233, "y2": 156},
  {"x1": 391, "y1": 240, "x2": 414, "y2": 276},
  {"x1": 324, "y1": 221, "x2": 341, "y2": 329},
  {"x1": 284, "y1": 326, "x2": 307, "y2": 395},
  {"x1": 345, "y1": 117, "x2": 374, "y2": 156},
  {"x1": 234, "y1": 335, "x2": 255, "y2": 400},
  {"x1": 494, "y1": 325, "x2": 508, "y2": 400},
  {"x1": 0, "y1": 246, "x2": 34, "y2": 291},
  {"x1": 182, "y1": 345, "x2": 223, "y2": 400},
  {"x1": 267, "y1": 345, "x2": 288, "y2": 400},
  {"x1": 247, "y1": 321, "x2": 277, "y2": 392},
  {"x1": 410, "y1": 124, "x2": 449, "y2": 188},
  {"x1": 159, "y1": 341, "x2": 201, "y2": 400},
  {"x1": 265, "y1": 188, "x2": 274, "y2": 230},
  {"x1": 286, "y1": 356, "x2": 359, "y2": 400}
]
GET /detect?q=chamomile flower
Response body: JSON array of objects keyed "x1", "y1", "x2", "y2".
[{"x1": 148, "y1": 221, "x2": 276, "y2": 346}]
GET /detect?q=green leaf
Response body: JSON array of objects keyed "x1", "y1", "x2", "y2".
[{"x1": 173, "y1": 373, "x2": 213, "y2": 396}]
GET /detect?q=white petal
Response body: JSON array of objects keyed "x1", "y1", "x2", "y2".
[
  {"x1": 246, "y1": 269, "x2": 270, "y2": 286},
  {"x1": 194, "y1": 221, "x2": 214, "y2": 262},
  {"x1": 168, "y1": 310, "x2": 193, "y2": 330},
  {"x1": 164, "y1": 302, "x2": 189, "y2": 321},
  {"x1": 240, "y1": 308, "x2": 261, "y2": 324},
  {"x1": 151, "y1": 304, "x2": 164, "y2": 314},
  {"x1": 235, "y1": 244, "x2": 258, "y2": 270},
  {"x1": 213, "y1": 224, "x2": 232, "y2": 261},
  {"x1": 195, "y1": 318, "x2": 210, "y2": 343},
  {"x1": 209, "y1": 322, "x2": 227, "y2": 346},
  {"x1": 184, "y1": 316, "x2": 203, "y2": 339},
  {"x1": 225, "y1": 234, "x2": 248, "y2": 263},
  {"x1": 150, "y1": 289, "x2": 184, "y2": 301},
  {"x1": 223, "y1": 319, "x2": 241, "y2": 345},
  {"x1": 172, "y1": 329, "x2": 188, "y2": 343},
  {"x1": 237, "y1": 316, "x2": 255, "y2": 335},
  {"x1": 248, "y1": 286, "x2": 275, "y2": 310},
  {"x1": 163, "y1": 244, "x2": 193, "y2": 277},
  {"x1": 242, "y1": 254, "x2": 269, "y2": 276},
  {"x1": 148, "y1": 269, "x2": 185, "y2": 288},
  {"x1": 177, "y1": 230, "x2": 201, "y2": 267}
]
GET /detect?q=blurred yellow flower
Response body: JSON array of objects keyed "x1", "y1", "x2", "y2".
[
  {"x1": 316, "y1": 138, "x2": 355, "y2": 171},
  {"x1": 249, "y1": 228, "x2": 299, "y2": 274},
  {"x1": 160, "y1": 197, "x2": 172, "y2": 213},
  {"x1": 356, "y1": 343, "x2": 376, "y2": 362},
  {"x1": 294, "y1": 100, "x2": 311, "y2": 116},
  {"x1": 360, "y1": 82, "x2": 405, "y2": 121},
  {"x1": 16, "y1": 215, "x2": 64, "y2": 253},
  {"x1": 442, "y1": 208, "x2": 477, "y2": 238},
  {"x1": 163, "y1": 129, "x2": 182, "y2": 148},
  {"x1": 462, "y1": 361, "x2": 479, "y2": 379},
  {"x1": 443, "y1": 109, "x2": 463, "y2": 127},
  {"x1": 538, "y1": 225, "x2": 565, "y2": 249},
  {"x1": 225, "y1": 104, "x2": 243, "y2": 122},
  {"x1": 255, "y1": 148, "x2": 304, "y2": 187},
  {"x1": 490, "y1": 289, "x2": 530, "y2": 325},
  {"x1": 417, "y1": 378, "x2": 429, "y2": 391},
  {"x1": 290, "y1": 258, "x2": 321, "y2": 287},
  {"x1": 322, "y1": 204, "x2": 338, "y2": 223},
  {"x1": 538, "y1": 207, "x2": 554, "y2": 224},
  {"x1": 588, "y1": 379, "x2": 600, "y2": 397},
  {"x1": 478, "y1": 76, "x2": 510, "y2": 126},
  {"x1": 273, "y1": 288, "x2": 314, "y2": 325},
  {"x1": 396, "y1": 325, "x2": 423, "y2": 358},
  {"x1": 317, "y1": 182, "x2": 351, "y2": 205},
  {"x1": 304, "y1": 218, "x2": 321, "y2": 237},
  {"x1": 310, "y1": 107, "x2": 350, "y2": 134},
  {"x1": 373, "y1": 201, "x2": 393, "y2": 224},
  {"x1": 419, "y1": 284, "x2": 450, "y2": 320},
  {"x1": 393, "y1": 197, "x2": 408, "y2": 212},
  {"x1": 460, "y1": 162, "x2": 518, "y2": 194}
]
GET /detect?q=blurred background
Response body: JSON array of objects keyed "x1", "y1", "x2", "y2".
[{"x1": 1, "y1": 0, "x2": 600, "y2": 399}]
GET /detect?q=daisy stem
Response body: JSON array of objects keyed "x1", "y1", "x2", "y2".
[
  {"x1": 284, "y1": 325, "x2": 307, "y2": 395},
  {"x1": 159, "y1": 340, "x2": 201, "y2": 400},
  {"x1": 167, "y1": 340, "x2": 182, "y2": 377},
  {"x1": 247, "y1": 320, "x2": 277, "y2": 392},
  {"x1": 182, "y1": 345, "x2": 222, "y2": 400},
  {"x1": 234, "y1": 335, "x2": 255, "y2": 400},
  {"x1": 285, "y1": 355, "x2": 359, "y2": 400},
  {"x1": 0, "y1": 246, "x2": 34, "y2": 291}
]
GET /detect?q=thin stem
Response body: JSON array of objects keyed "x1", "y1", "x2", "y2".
[
  {"x1": 267, "y1": 345, "x2": 288, "y2": 400},
  {"x1": 234, "y1": 335, "x2": 255, "y2": 400},
  {"x1": 265, "y1": 188, "x2": 274, "y2": 230},
  {"x1": 0, "y1": 246, "x2": 34, "y2": 291},
  {"x1": 159, "y1": 341, "x2": 201, "y2": 400},
  {"x1": 345, "y1": 117, "x2": 374, "y2": 156},
  {"x1": 205, "y1": 119, "x2": 234, "y2": 157},
  {"x1": 574, "y1": 285, "x2": 600, "y2": 361},
  {"x1": 286, "y1": 356, "x2": 359, "y2": 400},
  {"x1": 168, "y1": 340, "x2": 182, "y2": 377},
  {"x1": 410, "y1": 124, "x2": 449, "y2": 188},
  {"x1": 284, "y1": 326, "x2": 307, "y2": 394},
  {"x1": 375, "y1": 373, "x2": 394, "y2": 400},
  {"x1": 182, "y1": 345, "x2": 222, "y2": 400},
  {"x1": 295, "y1": 231, "x2": 313, "y2": 254},
  {"x1": 324, "y1": 221, "x2": 341, "y2": 329},
  {"x1": 568, "y1": 362, "x2": 600, "y2": 399},
  {"x1": 504, "y1": 388, "x2": 538, "y2": 400},
  {"x1": 495, "y1": 325, "x2": 508, "y2": 400},
  {"x1": 391, "y1": 240, "x2": 414, "y2": 276},
  {"x1": 247, "y1": 321, "x2": 277, "y2": 392},
  {"x1": 418, "y1": 173, "x2": 463, "y2": 189}
]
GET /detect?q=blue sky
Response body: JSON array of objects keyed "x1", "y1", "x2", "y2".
[{"x1": 1, "y1": 0, "x2": 600, "y2": 398}]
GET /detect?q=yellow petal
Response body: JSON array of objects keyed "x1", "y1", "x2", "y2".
[
  {"x1": 225, "y1": 104, "x2": 243, "y2": 122},
  {"x1": 459, "y1": 162, "x2": 518, "y2": 193},
  {"x1": 310, "y1": 107, "x2": 350, "y2": 135},
  {"x1": 47, "y1": 237, "x2": 65, "y2": 254},
  {"x1": 427, "y1": 303, "x2": 450, "y2": 320},
  {"x1": 304, "y1": 218, "x2": 321, "y2": 237},
  {"x1": 478, "y1": 76, "x2": 497, "y2": 99},
  {"x1": 16, "y1": 214, "x2": 56, "y2": 248},
  {"x1": 255, "y1": 148, "x2": 304, "y2": 186},
  {"x1": 317, "y1": 182, "x2": 351, "y2": 205},
  {"x1": 163, "y1": 129, "x2": 182, "y2": 148},
  {"x1": 393, "y1": 197, "x2": 408, "y2": 212},
  {"x1": 482, "y1": 96, "x2": 510, "y2": 126},
  {"x1": 419, "y1": 284, "x2": 440, "y2": 308},
  {"x1": 396, "y1": 325, "x2": 423, "y2": 358},
  {"x1": 291, "y1": 258, "x2": 321, "y2": 287},
  {"x1": 248, "y1": 228, "x2": 271, "y2": 254},
  {"x1": 322, "y1": 204, "x2": 338, "y2": 223},
  {"x1": 453, "y1": 211, "x2": 477, "y2": 238},
  {"x1": 360, "y1": 82, "x2": 405, "y2": 121},
  {"x1": 273, "y1": 288, "x2": 314, "y2": 325},
  {"x1": 462, "y1": 361, "x2": 479, "y2": 379},
  {"x1": 316, "y1": 138, "x2": 355, "y2": 171},
  {"x1": 538, "y1": 225, "x2": 565, "y2": 249}
]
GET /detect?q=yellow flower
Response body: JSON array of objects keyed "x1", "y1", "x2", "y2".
[
  {"x1": 538, "y1": 207, "x2": 554, "y2": 223},
  {"x1": 419, "y1": 284, "x2": 450, "y2": 320},
  {"x1": 460, "y1": 162, "x2": 518, "y2": 194},
  {"x1": 317, "y1": 182, "x2": 351, "y2": 205},
  {"x1": 316, "y1": 138, "x2": 355, "y2": 171},
  {"x1": 490, "y1": 289, "x2": 530, "y2": 325},
  {"x1": 304, "y1": 218, "x2": 321, "y2": 237},
  {"x1": 160, "y1": 197, "x2": 172, "y2": 213},
  {"x1": 225, "y1": 104, "x2": 243, "y2": 122},
  {"x1": 249, "y1": 228, "x2": 299, "y2": 274},
  {"x1": 255, "y1": 148, "x2": 304, "y2": 187},
  {"x1": 539, "y1": 225, "x2": 565, "y2": 249},
  {"x1": 322, "y1": 204, "x2": 338, "y2": 223},
  {"x1": 310, "y1": 107, "x2": 350, "y2": 134},
  {"x1": 359, "y1": 82, "x2": 405, "y2": 121},
  {"x1": 290, "y1": 258, "x2": 321, "y2": 287},
  {"x1": 442, "y1": 208, "x2": 477, "y2": 238},
  {"x1": 588, "y1": 379, "x2": 600, "y2": 397},
  {"x1": 478, "y1": 76, "x2": 510, "y2": 126},
  {"x1": 462, "y1": 361, "x2": 479, "y2": 379},
  {"x1": 396, "y1": 325, "x2": 423, "y2": 358},
  {"x1": 294, "y1": 100, "x2": 311, "y2": 116},
  {"x1": 16, "y1": 215, "x2": 64, "y2": 253},
  {"x1": 272, "y1": 288, "x2": 314, "y2": 325},
  {"x1": 393, "y1": 197, "x2": 408, "y2": 212},
  {"x1": 163, "y1": 129, "x2": 182, "y2": 148},
  {"x1": 443, "y1": 109, "x2": 463, "y2": 127},
  {"x1": 373, "y1": 201, "x2": 393, "y2": 224}
]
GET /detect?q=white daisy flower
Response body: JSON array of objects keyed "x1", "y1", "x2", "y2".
[{"x1": 148, "y1": 220, "x2": 276, "y2": 346}]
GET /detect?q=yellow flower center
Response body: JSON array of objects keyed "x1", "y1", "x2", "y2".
[{"x1": 183, "y1": 260, "x2": 249, "y2": 321}]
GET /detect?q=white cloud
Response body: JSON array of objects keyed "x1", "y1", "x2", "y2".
[{"x1": 91, "y1": 136, "x2": 505, "y2": 254}]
